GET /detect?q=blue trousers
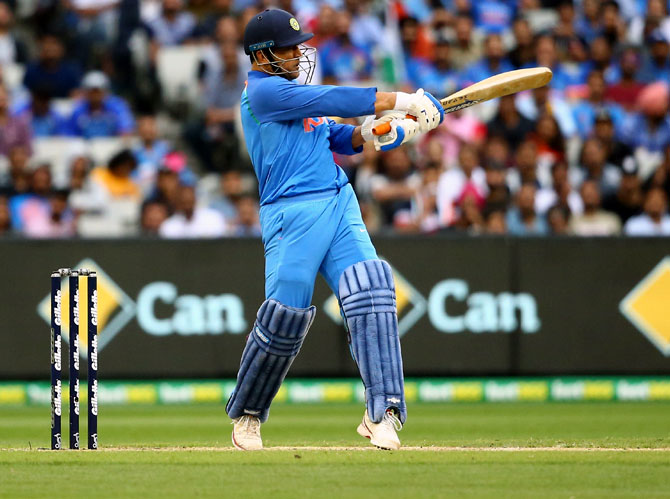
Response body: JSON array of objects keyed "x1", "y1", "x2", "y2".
[{"x1": 260, "y1": 184, "x2": 377, "y2": 308}]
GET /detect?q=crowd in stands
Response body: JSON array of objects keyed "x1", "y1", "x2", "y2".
[{"x1": 0, "y1": 0, "x2": 670, "y2": 238}]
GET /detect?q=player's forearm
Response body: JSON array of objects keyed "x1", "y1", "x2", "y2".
[
  {"x1": 351, "y1": 126, "x2": 365, "y2": 149},
  {"x1": 374, "y1": 92, "x2": 397, "y2": 114}
]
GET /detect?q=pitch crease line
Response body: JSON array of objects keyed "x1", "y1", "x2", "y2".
[{"x1": 20, "y1": 446, "x2": 670, "y2": 452}]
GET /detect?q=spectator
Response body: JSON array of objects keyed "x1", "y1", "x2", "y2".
[
  {"x1": 471, "y1": 0, "x2": 515, "y2": 35},
  {"x1": 146, "y1": 0, "x2": 196, "y2": 48},
  {"x1": 573, "y1": 137, "x2": 622, "y2": 197},
  {"x1": 509, "y1": 18, "x2": 535, "y2": 70},
  {"x1": 575, "y1": 0, "x2": 604, "y2": 44},
  {"x1": 197, "y1": 17, "x2": 247, "y2": 93},
  {"x1": 572, "y1": 70, "x2": 625, "y2": 139},
  {"x1": 528, "y1": 112, "x2": 566, "y2": 172},
  {"x1": 593, "y1": 109, "x2": 633, "y2": 165},
  {"x1": 23, "y1": 188, "x2": 76, "y2": 238},
  {"x1": 483, "y1": 133, "x2": 512, "y2": 170},
  {"x1": 602, "y1": 156, "x2": 644, "y2": 223},
  {"x1": 132, "y1": 113, "x2": 171, "y2": 193},
  {"x1": 68, "y1": 150, "x2": 103, "y2": 214},
  {"x1": 1, "y1": 145, "x2": 31, "y2": 196},
  {"x1": 601, "y1": 0, "x2": 626, "y2": 46},
  {"x1": 536, "y1": 161, "x2": 583, "y2": 216},
  {"x1": 606, "y1": 47, "x2": 645, "y2": 111},
  {"x1": 192, "y1": 0, "x2": 233, "y2": 41},
  {"x1": 159, "y1": 184, "x2": 227, "y2": 238},
  {"x1": 345, "y1": 0, "x2": 386, "y2": 51},
  {"x1": 619, "y1": 82, "x2": 670, "y2": 180},
  {"x1": 320, "y1": 11, "x2": 373, "y2": 84},
  {"x1": 426, "y1": 108, "x2": 487, "y2": 169},
  {"x1": 147, "y1": 167, "x2": 180, "y2": 213},
  {"x1": 533, "y1": 35, "x2": 562, "y2": 90},
  {"x1": 370, "y1": 148, "x2": 421, "y2": 229},
  {"x1": 569, "y1": 180, "x2": 621, "y2": 235},
  {"x1": 90, "y1": 148, "x2": 141, "y2": 201},
  {"x1": 627, "y1": 0, "x2": 670, "y2": 48},
  {"x1": 460, "y1": 33, "x2": 514, "y2": 88},
  {"x1": 547, "y1": 205, "x2": 570, "y2": 234},
  {"x1": 517, "y1": 85, "x2": 577, "y2": 139},
  {"x1": 231, "y1": 194, "x2": 261, "y2": 236},
  {"x1": 436, "y1": 144, "x2": 487, "y2": 227},
  {"x1": 65, "y1": 0, "x2": 120, "y2": 66},
  {"x1": 0, "y1": 195, "x2": 12, "y2": 236},
  {"x1": 484, "y1": 209, "x2": 507, "y2": 234},
  {"x1": 140, "y1": 198, "x2": 169, "y2": 236},
  {"x1": 484, "y1": 160, "x2": 510, "y2": 213},
  {"x1": 407, "y1": 38, "x2": 458, "y2": 98},
  {"x1": 623, "y1": 187, "x2": 670, "y2": 235},
  {"x1": 9, "y1": 164, "x2": 52, "y2": 231},
  {"x1": 453, "y1": 189, "x2": 485, "y2": 234},
  {"x1": 556, "y1": 36, "x2": 591, "y2": 96},
  {"x1": 411, "y1": 162, "x2": 441, "y2": 233},
  {"x1": 553, "y1": 0, "x2": 579, "y2": 54},
  {"x1": 209, "y1": 169, "x2": 245, "y2": 220},
  {"x1": 398, "y1": 16, "x2": 433, "y2": 63},
  {"x1": 506, "y1": 183, "x2": 549, "y2": 235},
  {"x1": 0, "y1": 2, "x2": 27, "y2": 65},
  {"x1": 13, "y1": 87, "x2": 69, "y2": 137},
  {"x1": 67, "y1": 71, "x2": 135, "y2": 138},
  {"x1": 0, "y1": 86, "x2": 31, "y2": 157},
  {"x1": 186, "y1": 41, "x2": 245, "y2": 172},
  {"x1": 487, "y1": 95, "x2": 534, "y2": 150},
  {"x1": 507, "y1": 139, "x2": 541, "y2": 192},
  {"x1": 648, "y1": 146, "x2": 670, "y2": 191},
  {"x1": 308, "y1": 4, "x2": 338, "y2": 49},
  {"x1": 450, "y1": 14, "x2": 483, "y2": 71},
  {"x1": 22, "y1": 33, "x2": 82, "y2": 98},
  {"x1": 586, "y1": 36, "x2": 620, "y2": 85},
  {"x1": 637, "y1": 30, "x2": 670, "y2": 83}
]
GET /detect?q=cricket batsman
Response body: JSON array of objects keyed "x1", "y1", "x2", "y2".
[{"x1": 226, "y1": 9, "x2": 443, "y2": 450}]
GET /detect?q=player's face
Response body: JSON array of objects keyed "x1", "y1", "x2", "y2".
[{"x1": 273, "y1": 45, "x2": 302, "y2": 79}]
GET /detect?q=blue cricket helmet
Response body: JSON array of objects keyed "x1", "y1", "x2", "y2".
[{"x1": 243, "y1": 9, "x2": 314, "y2": 55}]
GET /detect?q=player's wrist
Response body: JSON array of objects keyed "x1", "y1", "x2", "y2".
[
  {"x1": 360, "y1": 116, "x2": 375, "y2": 142},
  {"x1": 393, "y1": 92, "x2": 412, "y2": 111}
]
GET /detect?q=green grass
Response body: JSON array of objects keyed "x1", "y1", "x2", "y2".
[{"x1": 1, "y1": 403, "x2": 670, "y2": 497}]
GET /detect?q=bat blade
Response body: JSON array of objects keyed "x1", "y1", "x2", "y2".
[
  {"x1": 372, "y1": 67, "x2": 552, "y2": 136},
  {"x1": 440, "y1": 67, "x2": 552, "y2": 113}
]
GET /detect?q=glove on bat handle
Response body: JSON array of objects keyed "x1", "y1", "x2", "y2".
[{"x1": 372, "y1": 114, "x2": 415, "y2": 135}]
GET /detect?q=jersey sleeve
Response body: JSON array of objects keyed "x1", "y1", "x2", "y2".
[
  {"x1": 249, "y1": 78, "x2": 376, "y2": 122},
  {"x1": 327, "y1": 119, "x2": 362, "y2": 155}
]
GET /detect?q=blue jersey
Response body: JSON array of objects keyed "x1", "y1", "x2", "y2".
[{"x1": 241, "y1": 70, "x2": 376, "y2": 205}]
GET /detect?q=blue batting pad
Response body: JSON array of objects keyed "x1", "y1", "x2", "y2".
[
  {"x1": 226, "y1": 299, "x2": 315, "y2": 422},
  {"x1": 339, "y1": 260, "x2": 406, "y2": 424}
]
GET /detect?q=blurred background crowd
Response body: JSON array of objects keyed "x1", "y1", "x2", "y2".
[{"x1": 1, "y1": 0, "x2": 670, "y2": 238}]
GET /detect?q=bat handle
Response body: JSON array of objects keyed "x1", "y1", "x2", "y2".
[{"x1": 371, "y1": 114, "x2": 416, "y2": 136}]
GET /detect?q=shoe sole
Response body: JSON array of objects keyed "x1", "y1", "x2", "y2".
[{"x1": 357, "y1": 421, "x2": 400, "y2": 451}]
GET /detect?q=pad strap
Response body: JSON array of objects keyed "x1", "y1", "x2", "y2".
[
  {"x1": 340, "y1": 260, "x2": 406, "y2": 424},
  {"x1": 226, "y1": 299, "x2": 316, "y2": 422}
]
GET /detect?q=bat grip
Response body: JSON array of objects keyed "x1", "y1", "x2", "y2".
[{"x1": 372, "y1": 114, "x2": 416, "y2": 135}]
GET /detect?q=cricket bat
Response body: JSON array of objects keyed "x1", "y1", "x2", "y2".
[{"x1": 372, "y1": 67, "x2": 553, "y2": 135}]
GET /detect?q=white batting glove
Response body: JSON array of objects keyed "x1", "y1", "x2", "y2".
[
  {"x1": 361, "y1": 112, "x2": 406, "y2": 142},
  {"x1": 362, "y1": 113, "x2": 421, "y2": 151},
  {"x1": 394, "y1": 88, "x2": 444, "y2": 133}
]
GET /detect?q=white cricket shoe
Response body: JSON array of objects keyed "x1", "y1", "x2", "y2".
[
  {"x1": 231, "y1": 415, "x2": 263, "y2": 450},
  {"x1": 357, "y1": 408, "x2": 402, "y2": 450}
]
